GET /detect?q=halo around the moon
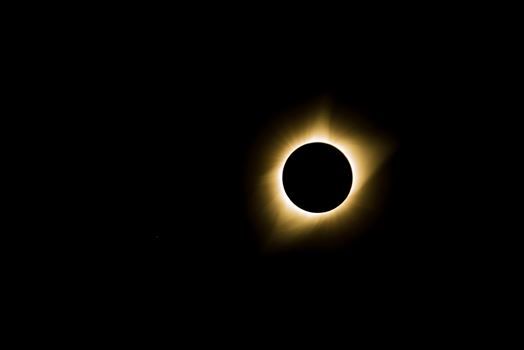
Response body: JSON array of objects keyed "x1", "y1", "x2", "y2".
[{"x1": 248, "y1": 102, "x2": 394, "y2": 248}]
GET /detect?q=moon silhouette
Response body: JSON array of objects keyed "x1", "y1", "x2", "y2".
[{"x1": 282, "y1": 142, "x2": 353, "y2": 213}]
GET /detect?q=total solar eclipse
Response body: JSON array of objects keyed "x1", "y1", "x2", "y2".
[{"x1": 282, "y1": 142, "x2": 353, "y2": 213}]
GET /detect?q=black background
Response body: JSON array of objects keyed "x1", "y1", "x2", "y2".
[
  {"x1": 85, "y1": 34, "x2": 436, "y2": 292},
  {"x1": 81, "y1": 32, "x2": 449, "y2": 284},
  {"x1": 5, "y1": 5, "x2": 521, "y2": 342},
  {"x1": 18, "y1": 9, "x2": 513, "y2": 316}
]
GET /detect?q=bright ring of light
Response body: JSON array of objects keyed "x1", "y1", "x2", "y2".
[{"x1": 248, "y1": 102, "x2": 393, "y2": 247}]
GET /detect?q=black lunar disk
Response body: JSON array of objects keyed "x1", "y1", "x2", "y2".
[{"x1": 282, "y1": 142, "x2": 353, "y2": 213}]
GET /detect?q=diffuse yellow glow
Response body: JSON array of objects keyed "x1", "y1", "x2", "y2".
[{"x1": 249, "y1": 102, "x2": 394, "y2": 248}]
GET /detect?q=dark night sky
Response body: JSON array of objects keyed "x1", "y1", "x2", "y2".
[
  {"x1": 89, "y1": 40, "x2": 432, "y2": 288},
  {"x1": 19, "y1": 12, "x2": 509, "y2": 310},
  {"x1": 6, "y1": 5, "x2": 520, "y2": 342}
]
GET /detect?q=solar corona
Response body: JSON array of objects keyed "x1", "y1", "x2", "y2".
[{"x1": 249, "y1": 103, "x2": 393, "y2": 248}]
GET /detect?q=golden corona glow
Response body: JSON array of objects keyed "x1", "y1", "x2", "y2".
[{"x1": 248, "y1": 102, "x2": 394, "y2": 248}]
